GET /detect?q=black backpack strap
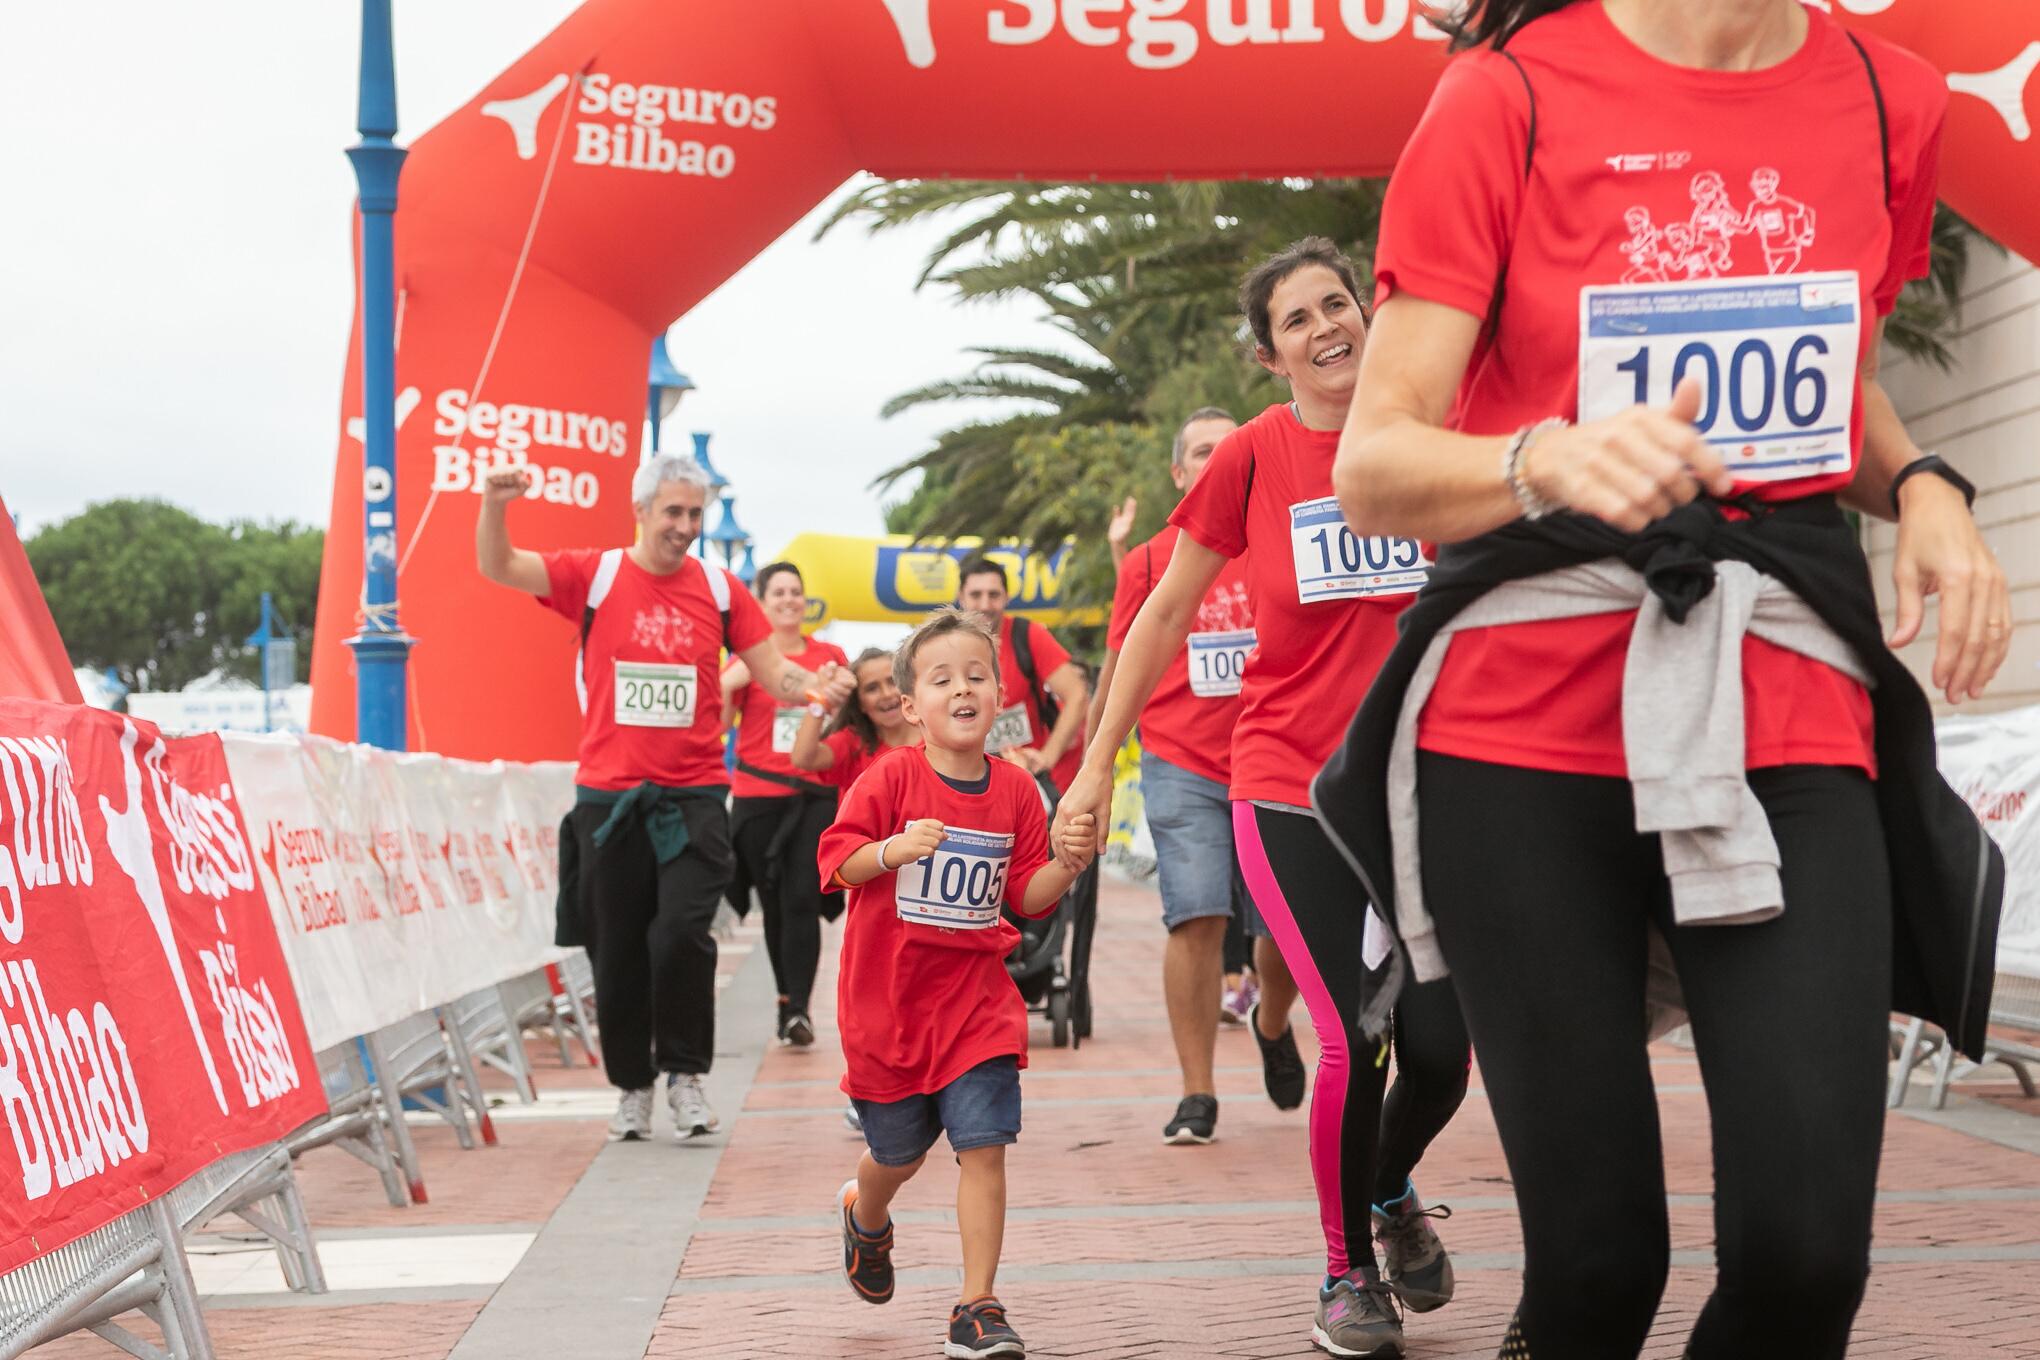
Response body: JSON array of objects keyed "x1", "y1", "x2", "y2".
[
  {"x1": 1486, "y1": 47, "x2": 1537, "y2": 340},
  {"x1": 1842, "y1": 30, "x2": 1893, "y2": 208},
  {"x1": 1008, "y1": 616, "x2": 1062, "y2": 732},
  {"x1": 1143, "y1": 542, "x2": 1157, "y2": 601}
]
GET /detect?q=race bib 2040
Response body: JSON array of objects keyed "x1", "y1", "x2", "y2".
[
  {"x1": 985, "y1": 702, "x2": 1034, "y2": 754},
  {"x1": 1578, "y1": 271, "x2": 1860, "y2": 483},
  {"x1": 894, "y1": 826, "x2": 1013, "y2": 929},
  {"x1": 1289, "y1": 498, "x2": 1428, "y2": 605},
  {"x1": 614, "y1": 661, "x2": 697, "y2": 728},
  {"x1": 1187, "y1": 628, "x2": 1255, "y2": 698}
]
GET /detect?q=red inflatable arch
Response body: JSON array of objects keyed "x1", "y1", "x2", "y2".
[{"x1": 311, "y1": 0, "x2": 2040, "y2": 761}]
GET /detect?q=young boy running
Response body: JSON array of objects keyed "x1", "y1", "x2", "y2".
[{"x1": 821, "y1": 607, "x2": 1096, "y2": 1360}]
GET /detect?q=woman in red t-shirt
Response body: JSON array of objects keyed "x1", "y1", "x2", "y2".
[
  {"x1": 1059, "y1": 239, "x2": 1471, "y2": 1358},
  {"x1": 790, "y1": 647, "x2": 924, "y2": 792},
  {"x1": 720, "y1": 562, "x2": 850, "y2": 1048},
  {"x1": 1328, "y1": 3, "x2": 2010, "y2": 1357}
]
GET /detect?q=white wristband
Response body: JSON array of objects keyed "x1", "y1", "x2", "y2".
[{"x1": 875, "y1": 835, "x2": 897, "y2": 872}]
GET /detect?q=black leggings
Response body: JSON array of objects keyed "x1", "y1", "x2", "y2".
[
  {"x1": 1417, "y1": 754, "x2": 1891, "y2": 1360},
  {"x1": 1235, "y1": 803, "x2": 1471, "y2": 1277},
  {"x1": 730, "y1": 793, "x2": 838, "y2": 1014}
]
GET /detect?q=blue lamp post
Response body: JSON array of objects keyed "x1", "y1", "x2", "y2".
[
  {"x1": 646, "y1": 336, "x2": 694, "y2": 456},
  {"x1": 705, "y1": 495, "x2": 752, "y2": 570},
  {"x1": 689, "y1": 431, "x2": 730, "y2": 489},
  {"x1": 344, "y1": 0, "x2": 413, "y2": 751}
]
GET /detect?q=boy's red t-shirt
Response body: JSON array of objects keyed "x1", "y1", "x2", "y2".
[
  {"x1": 538, "y1": 551, "x2": 771, "y2": 790},
  {"x1": 1372, "y1": 2, "x2": 1943, "y2": 776},
  {"x1": 818, "y1": 749, "x2": 1054, "y2": 1102},
  {"x1": 1170, "y1": 403, "x2": 1423, "y2": 806},
  {"x1": 1106, "y1": 525, "x2": 1254, "y2": 787},
  {"x1": 990, "y1": 614, "x2": 1082, "y2": 792},
  {"x1": 725, "y1": 636, "x2": 849, "y2": 798}
]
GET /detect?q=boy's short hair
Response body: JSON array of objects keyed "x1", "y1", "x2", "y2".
[{"x1": 895, "y1": 606, "x2": 1000, "y2": 694}]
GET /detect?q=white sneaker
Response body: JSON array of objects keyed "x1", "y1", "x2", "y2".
[
  {"x1": 843, "y1": 1101, "x2": 863, "y2": 1134},
  {"x1": 609, "y1": 1087, "x2": 653, "y2": 1141},
  {"x1": 668, "y1": 1073, "x2": 720, "y2": 1140}
]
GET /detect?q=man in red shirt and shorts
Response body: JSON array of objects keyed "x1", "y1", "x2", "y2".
[{"x1": 476, "y1": 453, "x2": 840, "y2": 1144}]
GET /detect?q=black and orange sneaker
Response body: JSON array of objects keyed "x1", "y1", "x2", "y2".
[
  {"x1": 944, "y1": 1296, "x2": 1025, "y2": 1358},
  {"x1": 838, "y1": 1179, "x2": 895, "y2": 1305}
]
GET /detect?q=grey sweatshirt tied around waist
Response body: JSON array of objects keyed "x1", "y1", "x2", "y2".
[{"x1": 1389, "y1": 559, "x2": 1874, "y2": 985}]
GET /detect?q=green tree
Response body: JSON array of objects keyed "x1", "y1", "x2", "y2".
[{"x1": 25, "y1": 499, "x2": 321, "y2": 691}]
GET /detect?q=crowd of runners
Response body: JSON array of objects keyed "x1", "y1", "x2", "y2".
[{"x1": 471, "y1": 2, "x2": 2017, "y2": 1358}]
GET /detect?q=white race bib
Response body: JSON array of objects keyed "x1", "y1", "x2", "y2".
[
  {"x1": 614, "y1": 661, "x2": 697, "y2": 728},
  {"x1": 1186, "y1": 628, "x2": 1255, "y2": 699},
  {"x1": 985, "y1": 702, "x2": 1034, "y2": 754},
  {"x1": 1578, "y1": 271, "x2": 1860, "y2": 483},
  {"x1": 1289, "y1": 498, "x2": 1429, "y2": 604},
  {"x1": 894, "y1": 827, "x2": 1013, "y2": 930},
  {"x1": 770, "y1": 705, "x2": 805, "y2": 754}
]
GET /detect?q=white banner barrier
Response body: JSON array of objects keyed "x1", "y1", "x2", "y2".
[
  {"x1": 1938, "y1": 706, "x2": 2040, "y2": 983},
  {"x1": 222, "y1": 734, "x2": 574, "y2": 1052}
]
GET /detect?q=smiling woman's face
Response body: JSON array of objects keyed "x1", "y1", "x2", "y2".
[{"x1": 1257, "y1": 263, "x2": 1368, "y2": 405}]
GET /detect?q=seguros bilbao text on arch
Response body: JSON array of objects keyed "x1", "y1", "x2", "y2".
[{"x1": 429, "y1": 388, "x2": 625, "y2": 511}]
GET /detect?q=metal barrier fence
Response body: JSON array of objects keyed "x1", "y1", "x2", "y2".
[{"x1": 1889, "y1": 971, "x2": 2040, "y2": 1108}]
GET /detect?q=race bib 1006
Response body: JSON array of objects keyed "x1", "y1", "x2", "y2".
[
  {"x1": 1289, "y1": 498, "x2": 1428, "y2": 605},
  {"x1": 1578, "y1": 271, "x2": 1860, "y2": 483},
  {"x1": 895, "y1": 826, "x2": 1013, "y2": 929},
  {"x1": 614, "y1": 661, "x2": 697, "y2": 728},
  {"x1": 985, "y1": 702, "x2": 1034, "y2": 754},
  {"x1": 1186, "y1": 628, "x2": 1254, "y2": 699},
  {"x1": 770, "y1": 705, "x2": 805, "y2": 754}
]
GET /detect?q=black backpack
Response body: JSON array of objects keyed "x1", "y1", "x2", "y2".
[{"x1": 1008, "y1": 615, "x2": 1061, "y2": 732}]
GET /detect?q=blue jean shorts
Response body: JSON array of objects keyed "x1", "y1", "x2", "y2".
[
  {"x1": 1142, "y1": 750, "x2": 1243, "y2": 931},
  {"x1": 852, "y1": 1056, "x2": 1022, "y2": 1167}
]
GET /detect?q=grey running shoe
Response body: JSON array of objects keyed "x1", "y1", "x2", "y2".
[
  {"x1": 1163, "y1": 1094, "x2": 1218, "y2": 1145},
  {"x1": 944, "y1": 1297, "x2": 1025, "y2": 1358},
  {"x1": 783, "y1": 1012, "x2": 816, "y2": 1048},
  {"x1": 1373, "y1": 1182, "x2": 1455, "y2": 1313},
  {"x1": 667, "y1": 1073, "x2": 720, "y2": 1140},
  {"x1": 1249, "y1": 1001, "x2": 1307, "y2": 1110},
  {"x1": 844, "y1": 1101, "x2": 864, "y2": 1133},
  {"x1": 1313, "y1": 1270, "x2": 1404, "y2": 1358},
  {"x1": 608, "y1": 1087, "x2": 653, "y2": 1141}
]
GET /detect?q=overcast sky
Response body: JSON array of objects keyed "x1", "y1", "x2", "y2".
[{"x1": 0, "y1": 2, "x2": 1058, "y2": 562}]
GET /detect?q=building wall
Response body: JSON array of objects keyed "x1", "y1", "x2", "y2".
[{"x1": 1869, "y1": 247, "x2": 2040, "y2": 715}]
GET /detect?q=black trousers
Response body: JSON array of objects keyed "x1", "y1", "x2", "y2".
[
  {"x1": 730, "y1": 793, "x2": 838, "y2": 1015},
  {"x1": 1417, "y1": 754, "x2": 1891, "y2": 1360},
  {"x1": 1239, "y1": 806, "x2": 1471, "y2": 1276},
  {"x1": 571, "y1": 796, "x2": 732, "y2": 1090}
]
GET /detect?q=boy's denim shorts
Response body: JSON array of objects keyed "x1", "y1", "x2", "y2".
[{"x1": 852, "y1": 1056, "x2": 1022, "y2": 1167}]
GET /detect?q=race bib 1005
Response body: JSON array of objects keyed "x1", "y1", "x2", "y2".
[
  {"x1": 1186, "y1": 628, "x2": 1254, "y2": 699},
  {"x1": 614, "y1": 661, "x2": 697, "y2": 728},
  {"x1": 985, "y1": 702, "x2": 1034, "y2": 754},
  {"x1": 770, "y1": 705, "x2": 805, "y2": 754},
  {"x1": 895, "y1": 826, "x2": 1013, "y2": 929},
  {"x1": 1578, "y1": 271, "x2": 1860, "y2": 483},
  {"x1": 1289, "y1": 498, "x2": 1428, "y2": 605}
]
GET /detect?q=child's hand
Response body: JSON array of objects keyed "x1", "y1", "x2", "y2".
[
  {"x1": 1056, "y1": 813, "x2": 1098, "y2": 871},
  {"x1": 887, "y1": 819, "x2": 946, "y2": 867}
]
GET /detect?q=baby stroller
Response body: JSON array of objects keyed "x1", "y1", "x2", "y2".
[{"x1": 1006, "y1": 773, "x2": 1099, "y2": 1048}]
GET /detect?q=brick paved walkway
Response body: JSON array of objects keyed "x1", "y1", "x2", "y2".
[{"x1": 33, "y1": 875, "x2": 2040, "y2": 1359}]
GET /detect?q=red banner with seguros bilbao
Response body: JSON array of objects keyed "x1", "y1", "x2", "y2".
[
  {"x1": 311, "y1": 0, "x2": 2040, "y2": 762},
  {"x1": 0, "y1": 700, "x2": 326, "y2": 1272}
]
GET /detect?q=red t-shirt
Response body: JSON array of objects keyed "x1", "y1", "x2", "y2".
[
  {"x1": 726, "y1": 636, "x2": 848, "y2": 799},
  {"x1": 1106, "y1": 525, "x2": 1254, "y2": 786},
  {"x1": 818, "y1": 748, "x2": 1053, "y2": 1101},
  {"x1": 990, "y1": 613, "x2": 1082, "y2": 793},
  {"x1": 1374, "y1": 3, "x2": 1941, "y2": 777},
  {"x1": 1171, "y1": 404, "x2": 1424, "y2": 806},
  {"x1": 538, "y1": 550, "x2": 771, "y2": 790},
  {"x1": 816, "y1": 729, "x2": 922, "y2": 793}
]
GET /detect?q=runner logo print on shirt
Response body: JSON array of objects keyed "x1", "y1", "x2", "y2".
[
  {"x1": 894, "y1": 826, "x2": 1012, "y2": 929},
  {"x1": 1617, "y1": 168, "x2": 1817, "y2": 283},
  {"x1": 1289, "y1": 498, "x2": 1428, "y2": 604}
]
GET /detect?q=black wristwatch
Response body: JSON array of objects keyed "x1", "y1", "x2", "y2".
[{"x1": 1888, "y1": 454, "x2": 1976, "y2": 517}]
